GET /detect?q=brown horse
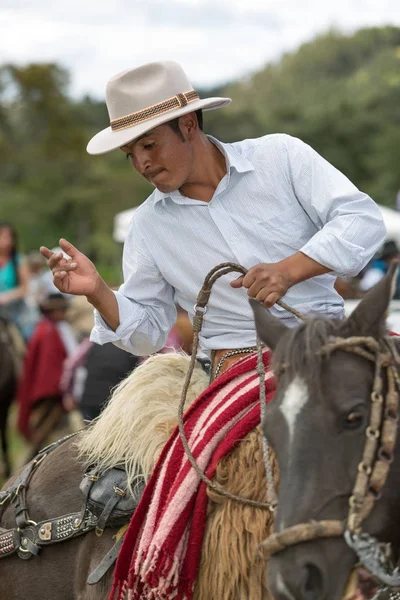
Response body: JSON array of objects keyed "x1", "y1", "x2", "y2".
[
  {"x1": 0, "y1": 352, "x2": 275, "y2": 599},
  {"x1": 250, "y1": 265, "x2": 400, "y2": 600}
]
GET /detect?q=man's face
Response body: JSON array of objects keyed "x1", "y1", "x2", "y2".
[{"x1": 120, "y1": 121, "x2": 194, "y2": 193}]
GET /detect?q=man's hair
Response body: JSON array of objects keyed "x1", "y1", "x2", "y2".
[{"x1": 167, "y1": 109, "x2": 203, "y2": 141}]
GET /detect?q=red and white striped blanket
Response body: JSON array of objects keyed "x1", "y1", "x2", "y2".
[{"x1": 110, "y1": 349, "x2": 276, "y2": 600}]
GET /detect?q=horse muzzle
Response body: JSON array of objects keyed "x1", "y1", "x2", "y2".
[{"x1": 267, "y1": 538, "x2": 357, "y2": 600}]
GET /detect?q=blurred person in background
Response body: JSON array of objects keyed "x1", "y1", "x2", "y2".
[
  {"x1": 359, "y1": 240, "x2": 400, "y2": 297},
  {"x1": 0, "y1": 222, "x2": 36, "y2": 341},
  {"x1": 62, "y1": 297, "x2": 191, "y2": 421},
  {"x1": 17, "y1": 293, "x2": 78, "y2": 457},
  {"x1": 78, "y1": 307, "x2": 193, "y2": 420},
  {"x1": 79, "y1": 343, "x2": 141, "y2": 421},
  {"x1": 62, "y1": 295, "x2": 140, "y2": 420}
]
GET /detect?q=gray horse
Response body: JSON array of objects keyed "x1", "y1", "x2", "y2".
[{"x1": 251, "y1": 264, "x2": 400, "y2": 600}]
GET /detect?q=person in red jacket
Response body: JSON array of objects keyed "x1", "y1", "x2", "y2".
[{"x1": 17, "y1": 293, "x2": 77, "y2": 454}]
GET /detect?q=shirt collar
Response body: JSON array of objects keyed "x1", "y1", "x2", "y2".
[
  {"x1": 153, "y1": 135, "x2": 254, "y2": 204},
  {"x1": 208, "y1": 135, "x2": 255, "y2": 174}
]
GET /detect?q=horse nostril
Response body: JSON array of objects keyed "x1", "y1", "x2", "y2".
[{"x1": 302, "y1": 563, "x2": 324, "y2": 600}]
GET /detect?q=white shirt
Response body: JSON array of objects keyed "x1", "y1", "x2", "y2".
[{"x1": 91, "y1": 133, "x2": 386, "y2": 356}]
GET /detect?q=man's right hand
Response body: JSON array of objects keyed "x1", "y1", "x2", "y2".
[
  {"x1": 41, "y1": 238, "x2": 121, "y2": 331},
  {"x1": 40, "y1": 238, "x2": 101, "y2": 298}
]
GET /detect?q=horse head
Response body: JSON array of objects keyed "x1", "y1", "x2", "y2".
[{"x1": 250, "y1": 264, "x2": 400, "y2": 600}]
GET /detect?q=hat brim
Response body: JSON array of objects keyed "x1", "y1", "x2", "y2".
[{"x1": 86, "y1": 97, "x2": 231, "y2": 155}]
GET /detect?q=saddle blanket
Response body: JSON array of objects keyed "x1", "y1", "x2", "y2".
[{"x1": 111, "y1": 348, "x2": 276, "y2": 600}]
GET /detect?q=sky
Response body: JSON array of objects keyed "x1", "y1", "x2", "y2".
[{"x1": 1, "y1": 0, "x2": 400, "y2": 99}]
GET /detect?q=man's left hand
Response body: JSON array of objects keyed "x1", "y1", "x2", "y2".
[{"x1": 230, "y1": 263, "x2": 292, "y2": 307}]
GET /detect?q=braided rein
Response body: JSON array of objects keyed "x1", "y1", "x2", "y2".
[{"x1": 177, "y1": 262, "x2": 305, "y2": 511}]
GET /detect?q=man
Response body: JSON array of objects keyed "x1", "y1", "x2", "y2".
[
  {"x1": 40, "y1": 61, "x2": 386, "y2": 374},
  {"x1": 18, "y1": 293, "x2": 77, "y2": 456}
]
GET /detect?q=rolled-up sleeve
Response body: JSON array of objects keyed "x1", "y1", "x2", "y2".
[
  {"x1": 90, "y1": 218, "x2": 176, "y2": 356},
  {"x1": 285, "y1": 135, "x2": 387, "y2": 276}
]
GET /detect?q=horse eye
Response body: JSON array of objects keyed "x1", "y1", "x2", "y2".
[{"x1": 344, "y1": 411, "x2": 364, "y2": 429}]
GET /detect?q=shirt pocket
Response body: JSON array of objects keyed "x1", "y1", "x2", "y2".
[{"x1": 256, "y1": 203, "x2": 314, "y2": 261}]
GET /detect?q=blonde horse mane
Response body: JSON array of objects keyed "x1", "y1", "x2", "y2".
[
  {"x1": 77, "y1": 352, "x2": 209, "y2": 488},
  {"x1": 196, "y1": 427, "x2": 277, "y2": 600},
  {"x1": 77, "y1": 350, "x2": 279, "y2": 598}
]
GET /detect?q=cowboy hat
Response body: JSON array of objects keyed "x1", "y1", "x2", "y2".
[{"x1": 87, "y1": 61, "x2": 231, "y2": 155}]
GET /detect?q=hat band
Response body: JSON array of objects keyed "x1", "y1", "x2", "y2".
[{"x1": 110, "y1": 89, "x2": 199, "y2": 132}]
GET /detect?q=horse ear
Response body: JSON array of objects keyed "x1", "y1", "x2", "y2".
[
  {"x1": 347, "y1": 263, "x2": 398, "y2": 336},
  {"x1": 249, "y1": 298, "x2": 288, "y2": 351}
]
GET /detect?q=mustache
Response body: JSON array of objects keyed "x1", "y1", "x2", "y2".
[{"x1": 144, "y1": 168, "x2": 163, "y2": 179}]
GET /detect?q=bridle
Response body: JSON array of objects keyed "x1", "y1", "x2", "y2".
[{"x1": 260, "y1": 333, "x2": 400, "y2": 590}]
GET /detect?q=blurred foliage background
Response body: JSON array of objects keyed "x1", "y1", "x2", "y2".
[{"x1": 1, "y1": 26, "x2": 400, "y2": 282}]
